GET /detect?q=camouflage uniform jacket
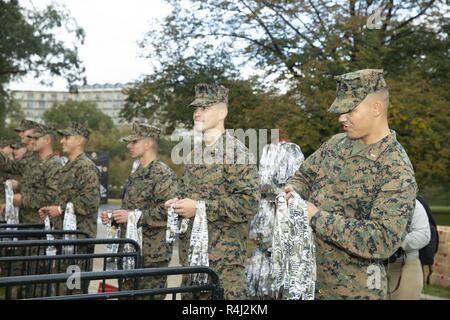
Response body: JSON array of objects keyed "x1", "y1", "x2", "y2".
[
  {"x1": 0, "y1": 151, "x2": 39, "y2": 178},
  {"x1": 20, "y1": 155, "x2": 62, "y2": 224},
  {"x1": 179, "y1": 132, "x2": 260, "y2": 268},
  {"x1": 287, "y1": 131, "x2": 417, "y2": 299},
  {"x1": 0, "y1": 151, "x2": 39, "y2": 206},
  {"x1": 52, "y1": 153, "x2": 100, "y2": 238},
  {"x1": 122, "y1": 159, "x2": 178, "y2": 265}
]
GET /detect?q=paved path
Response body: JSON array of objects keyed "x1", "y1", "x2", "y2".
[{"x1": 88, "y1": 205, "x2": 182, "y2": 299}]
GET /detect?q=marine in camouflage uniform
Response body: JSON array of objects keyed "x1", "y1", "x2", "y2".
[
  {"x1": 286, "y1": 69, "x2": 417, "y2": 300},
  {"x1": 113, "y1": 122, "x2": 178, "y2": 299},
  {"x1": 0, "y1": 120, "x2": 40, "y2": 220},
  {"x1": 175, "y1": 84, "x2": 260, "y2": 300},
  {"x1": 8, "y1": 119, "x2": 41, "y2": 175},
  {"x1": 0, "y1": 120, "x2": 40, "y2": 178},
  {"x1": 42, "y1": 122, "x2": 100, "y2": 238},
  {"x1": 0, "y1": 138, "x2": 14, "y2": 204},
  {"x1": 12, "y1": 125, "x2": 62, "y2": 224}
]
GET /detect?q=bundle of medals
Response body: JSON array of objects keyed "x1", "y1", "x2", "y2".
[
  {"x1": 166, "y1": 204, "x2": 189, "y2": 244},
  {"x1": 44, "y1": 215, "x2": 57, "y2": 256},
  {"x1": 63, "y1": 202, "x2": 77, "y2": 255},
  {"x1": 123, "y1": 209, "x2": 142, "y2": 270},
  {"x1": 105, "y1": 210, "x2": 121, "y2": 271},
  {"x1": 272, "y1": 192, "x2": 316, "y2": 300},
  {"x1": 2, "y1": 180, "x2": 19, "y2": 241},
  {"x1": 187, "y1": 201, "x2": 209, "y2": 285},
  {"x1": 247, "y1": 142, "x2": 306, "y2": 299},
  {"x1": 259, "y1": 142, "x2": 304, "y2": 192},
  {"x1": 4, "y1": 180, "x2": 19, "y2": 225}
]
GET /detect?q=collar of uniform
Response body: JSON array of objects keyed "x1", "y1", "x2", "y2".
[
  {"x1": 40, "y1": 153, "x2": 55, "y2": 163},
  {"x1": 24, "y1": 150, "x2": 36, "y2": 160},
  {"x1": 349, "y1": 130, "x2": 397, "y2": 161},
  {"x1": 132, "y1": 158, "x2": 158, "y2": 177},
  {"x1": 192, "y1": 131, "x2": 227, "y2": 163},
  {"x1": 65, "y1": 152, "x2": 86, "y2": 166},
  {"x1": 202, "y1": 131, "x2": 227, "y2": 150}
]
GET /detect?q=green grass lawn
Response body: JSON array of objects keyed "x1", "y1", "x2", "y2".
[
  {"x1": 432, "y1": 206, "x2": 450, "y2": 226},
  {"x1": 423, "y1": 284, "x2": 450, "y2": 299},
  {"x1": 432, "y1": 206, "x2": 450, "y2": 214},
  {"x1": 107, "y1": 198, "x2": 121, "y2": 206}
]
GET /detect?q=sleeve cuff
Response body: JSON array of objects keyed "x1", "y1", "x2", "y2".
[
  {"x1": 310, "y1": 210, "x2": 335, "y2": 239},
  {"x1": 204, "y1": 199, "x2": 220, "y2": 222}
]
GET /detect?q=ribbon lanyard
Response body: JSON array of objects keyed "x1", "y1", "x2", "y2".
[
  {"x1": 44, "y1": 215, "x2": 57, "y2": 256},
  {"x1": 62, "y1": 202, "x2": 77, "y2": 254},
  {"x1": 166, "y1": 205, "x2": 189, "y2": 244},
  {"x1": 123, "y1": 209, "x2": 142, "y2": 270},
  {"x1": 4, "y1": 180, "x2": 19, "y2": 225},
  {"x1": 105, "y1": 210, "x2": 121, "y2": 271},
  {"x1": 187, "y1": 201, "x2": 209, "y2": 285},
  {"x1": 272, "y1": 191, "x2": 316, "y2": 300}
]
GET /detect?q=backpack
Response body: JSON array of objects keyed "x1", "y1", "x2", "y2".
[{"x1": 417, "y1": 195, "x2": 440, "y2": 284}]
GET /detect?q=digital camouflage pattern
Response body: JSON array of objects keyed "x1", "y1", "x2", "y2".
[
  {"x1": 51, "y1": 153, "x2": 100, "y2": 237},
  {"x1": 329, "y1": 69, "x2": 387, "y2": 114},
  {"x1": 57, "y1": 122, "x2": 91, "y2": 139},
  {"x1": 122, "y1": 159, "x2": 178, "y2": 265},
  {"x1": 178, "y1": 131, "x2": 260, "y2": 299},
  {"x1": 0, "y1": 151, "x2": 40, "y2": 206},
  {"x1": 120, "y1": 159, "x2": 178, "y2": 299},
  {"x1": 14, "y1": 119, "x2": 40, "y2": 132},
  {"x1": 19, "y1": 155, "x2": 62, "y2": 224},
  {"x1": 188, "y1": 83, "x2": 229, "y2": 107},
  {"x1": 121, "y1": 121, "x2": 161, "y2": 142},
  {"x1": 0, "y1": 138, "x2": 14, "y2": 148},
  {"x1": 27, "y1": 123, "x2": 55, "y2": 138},
  {"x1": 286, "y1": 131, "x2": 417, "y2": 299},
  {"x1": 0, "y1": 150, "x2": 39, "y2": 176}
]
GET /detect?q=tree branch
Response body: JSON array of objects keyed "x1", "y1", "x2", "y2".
[
  {"x1": 238, "y1": 0, "x2": 300, "y2": 77},
  {"x1": 390, "y1": 0, "x2": 436, "y2": 33},
  {"x1": 260, "y1": 0, "x2": 327, "y2": 61},
  {"x1": 308, "y1": 0, "x2": 330, "y2": 37}
]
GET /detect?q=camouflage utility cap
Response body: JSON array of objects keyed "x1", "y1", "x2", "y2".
[
  {"x1": 188, "y1": 83, "x2": 229, "y2": 107},
  {"x1": 27, "y1": 124, "x2": 55, "y2": 138},
  {"x1": 329, "y1": 69, "x2": 387, "y2": 114},
  {"x1": 121, "y1": 121, "x2": 161, "y2": 142},
  {"x1": 15, "y1": 119, "x2": 40, "y2": 132},
  {"x1": 0, "y1": 138, "x2": 14, "y2": 148},
  {"x1": 57, "y1": 122, "x2": 90, "y2": 139}
]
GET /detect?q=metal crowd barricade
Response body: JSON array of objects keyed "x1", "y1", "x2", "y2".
[
  {"x1": 0, "y1": 230, "x2": 90, "y2": 257},
  {"x1": 0, "y1": 238, "x2": 141, "y2": 299},
  {"x1": 0, "y1": 266, "x2": 224, "y2": 300},
  {"x1": 0, "y1": 223, "x2": 45, "y2": 230}
]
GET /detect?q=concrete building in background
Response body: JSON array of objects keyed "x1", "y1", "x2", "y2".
[{"x1": 11, "y1": 83, "x2": 130, "y2": 124}]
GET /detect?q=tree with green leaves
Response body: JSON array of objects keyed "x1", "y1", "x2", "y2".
[
  {"x1": 43, "y1": 100, "x2": 113, "y2": 132},
  {"x1": 0, "y1": 0, "x2": 85, "y2": 129},
  {"x1": 128, "y1": 0, "x2": 449, "y2": 190}
]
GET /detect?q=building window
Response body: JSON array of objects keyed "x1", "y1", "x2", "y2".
[
  {"x1": 27, "y1": 101, "x2": 34, "y2": 108},
  {"x1": 40, "y1": 93, "x2": 45, "y2": 99},
  {"x1": 51, "y1": 93, "x2": 57, "y2": 99},
  {"x1": 27, "y1": 92, "x2": 33, "y2": 99},
  {"x1": 39, "y1": 101, "x2": 45, "y2": 108}
]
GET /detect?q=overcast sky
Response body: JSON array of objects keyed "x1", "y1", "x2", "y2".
[{"x1": 8, "y1": 0, "x2": 171, "y2": 91}]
